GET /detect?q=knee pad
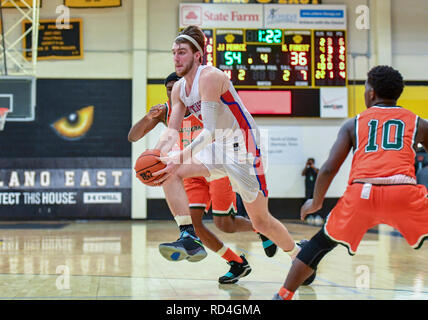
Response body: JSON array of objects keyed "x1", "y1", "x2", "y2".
[{"x1": 297, "y1": 229, "x2": 337, "y2": 269}]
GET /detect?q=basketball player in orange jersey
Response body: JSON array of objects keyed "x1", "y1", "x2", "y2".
[
  {"x1": 128, "y1": 72, "x2": 278, "y2": 284},
  {"x1": 151, "y1": 26, "x2": 312, "y2": 282},
  {"x1": 274, "y1": 65, "x2": 428, "y2": 300}
]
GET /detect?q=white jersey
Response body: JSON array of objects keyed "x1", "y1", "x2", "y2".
[
  {"x1": 177, "y1": 65, "x2": 268, "y2": 203},
  {"x1": 178, "y1": 65, "x2": 262, "y2": 157}
]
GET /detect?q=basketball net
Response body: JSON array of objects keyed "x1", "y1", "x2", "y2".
[{"x1": 0, "y1": 108, "x2": 9, "y2": 131}]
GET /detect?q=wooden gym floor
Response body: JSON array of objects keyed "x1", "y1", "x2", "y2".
[{"x1": 0, "y1": 220, "x2": 426, "y2": 300}]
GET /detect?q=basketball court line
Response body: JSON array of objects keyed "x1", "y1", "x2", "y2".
[
  {"x1": 0, "y1": 221, "x2": 424, "y2": 300},
  {"x1": 0, "y1": 271, "x2": 425, "y2": 299},
  {"x1": 235, "y1": 246, "x2": 377, "y2": 300}
]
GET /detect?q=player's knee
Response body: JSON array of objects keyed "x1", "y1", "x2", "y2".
[
  {"x1": 214, "y1": 216, "x2": 235, "y2": 233},
  {"x1": 250, "y1": 216, "x2": 271, "y2": 235},
  {"x1": 297, "y1": 229, "x2": 337, "y2": 269}
]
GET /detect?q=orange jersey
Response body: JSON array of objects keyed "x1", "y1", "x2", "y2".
[
  {"x1": 349, "y1": 106, "x2": 419, "y2": 184},
  {"x1": 164, "y1": 101, "x2": 203, "y2": 150}
]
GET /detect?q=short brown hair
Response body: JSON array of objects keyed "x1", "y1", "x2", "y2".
[{"x1": 176, "y1": 26, "x2": 205, "y2": 61}]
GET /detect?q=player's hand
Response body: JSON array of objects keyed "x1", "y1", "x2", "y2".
[
  {"x1": 152, "y1": 153, "x2": 181, "y2": 185},
  {"x1": 300, "y1": 199, "x2": 322, "y2": 221},
  {"x1": 147, "y1": 104, "x2": 165, "y2": 120}
]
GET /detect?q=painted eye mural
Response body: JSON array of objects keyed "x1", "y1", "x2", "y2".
[{"x1": 51, "y1": 106, "x2": 94, "y2": 141}]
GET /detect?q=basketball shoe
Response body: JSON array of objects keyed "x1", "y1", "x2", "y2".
[
  {"x1": 272, "y1": 293, "x2": 285, "y2": 300},
  {"x1": 158, "y1": 230, "x2": 207, "y2": 262},
  {"x1": 258, "y1": 233, "x2": 278, "y2": 257},
  {"x1": 218, "y1": 254, "x2": 252, "y2": 284}
]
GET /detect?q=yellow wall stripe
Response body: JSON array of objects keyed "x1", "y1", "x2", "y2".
[{"x1": 147, "y1": 84, "x2": 428, "y2": 119}]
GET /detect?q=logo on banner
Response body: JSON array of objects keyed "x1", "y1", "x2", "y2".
[
  {"x1": 181, "y1": 5, "x2": 202, "y2": 26},
  {"x1": 51, "y1": 105, "x2": 94, "y2": 141},
  {"x1": 266, "y1": 8, "x2": 298, "y2": 24},
  {"x1": 320, "y1": 87, "x2": 348, "y2": 118}
]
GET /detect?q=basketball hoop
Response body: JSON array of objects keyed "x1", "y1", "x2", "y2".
[{"x1": 0, "y1": 108, "x2": 9, "y2": 131}]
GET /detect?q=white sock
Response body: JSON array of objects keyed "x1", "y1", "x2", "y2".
[
  {"x1": 174, "y1": 215, "x2": 192, "y2": 227},
  {"x1": 285, "y1": 243, "x2": 300, "y2": 260}
]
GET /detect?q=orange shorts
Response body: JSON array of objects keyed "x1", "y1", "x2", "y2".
[
  {"x1": 324, "y1": 183, "x2": 428, "y2": 255},
  {"x1": 183, "y1": 176, "x2": 237, "y2": 216}
]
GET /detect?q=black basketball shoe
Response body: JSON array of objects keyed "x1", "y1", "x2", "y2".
[
  {"x1": 218, "y1": 255, "x2": 252, "y2": 284},
  {"x1": 258, "y1": 233, "x2": 278, "y2": 258},
  {"x1": 158, "y1": 230, "x2": 207, "y2": 263}
]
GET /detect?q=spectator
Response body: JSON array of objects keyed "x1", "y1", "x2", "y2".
[
  {"x1": 302, "y1": 158, "x2": 323, "y2": 225},
  {"x1": 417, "y1": 167, "x2": 428, "y2": 189},
  {"x1": 415, "y1": 143, "x2": 428, "y2": 175},
  {"x1": 415, "y1": 143, "x2": 428, "y2": 188}
]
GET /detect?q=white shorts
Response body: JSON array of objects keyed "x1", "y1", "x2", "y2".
[{"x1": 194, "y1": 141, "x2": 268, "y2": 203}]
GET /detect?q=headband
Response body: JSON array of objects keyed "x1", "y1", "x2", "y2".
[{"x1": 175, "y1": 34, "x2": 204, "y2": 57}]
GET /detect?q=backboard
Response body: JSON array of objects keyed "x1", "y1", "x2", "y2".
[{"x1": 0, "y1": 76, "x2": 36, "y2": 122}]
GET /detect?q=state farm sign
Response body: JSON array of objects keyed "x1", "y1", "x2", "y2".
[{"x1": 180, "y1": 4, "x2": 264, "y2": 28}]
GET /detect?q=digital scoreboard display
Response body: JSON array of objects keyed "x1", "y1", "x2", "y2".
[
  {"x1": 314, "y1": 30, "x2": 347, "y2": 86},
  {"x1": 204, "y1": 28, "x2": 347, "y2": 88}
]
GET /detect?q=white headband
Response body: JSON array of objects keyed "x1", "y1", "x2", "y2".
[{"x1": 175, "y1": 34, "x2": 204, "y2": 57}]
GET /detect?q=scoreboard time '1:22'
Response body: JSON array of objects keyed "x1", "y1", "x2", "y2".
[{"x1": 203, "y1": 28, "x2": 347, "y2": 88}]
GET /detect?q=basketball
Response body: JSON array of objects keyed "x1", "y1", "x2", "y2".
[{"x1": 134, "y1": 149, "x2": 166, "y2": 186}]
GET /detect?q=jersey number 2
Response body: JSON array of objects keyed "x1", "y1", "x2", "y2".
[{"x1": 365, "y1": 119, "x2": 405, "y2": 152}]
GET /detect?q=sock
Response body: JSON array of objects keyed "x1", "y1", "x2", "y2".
[
  {"x1": 179, "y1": 224, "x2": 197, "y2": 237},
  {"x1": 174, "y1": 215, "x2": 197, "y2": 237},
  {"x1": 217, "y1": 245, "x2": 243, "y2": 264},
  {"x1": 278, "y1": 286, "x2": 294, "y2": 300},
  {"x1": 284, "y1": 243, "x2": 300, "y2": 260},
  {"x1": 174, "y1": 215, "x2": 192, "y2": 227}
]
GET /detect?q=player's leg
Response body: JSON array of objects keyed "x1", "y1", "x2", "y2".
[
  {"x1": 158, "y1": 163, "x2": 211, "y2": 262},
  {"x1": 211, "y1": 178, "x2": 278, "y2": 257},
  {"x1": 274, "y1": 183, "x2": 376, "y2": 300},
  {"x1": 185, "y1": 177, "x2": 230, "y2": 253},
  {"x1": 191, "y1": 206, "x2": 251, "y2": 284},
  {"x1": 382, "y1": 184, "x2": 428, "y2": 250},
  {"x1": 243, "y1": 192, "x2": 297, "y2": 255},
  {"x1": 184, "y1": 177, "x2": 250, "y2": 283},
  {"x1": 191, "y1": 208, "x2": 224, "y2": 252},
  {"x1": 273, "y1": 229, "x2": 337, "y2": 300},
  {"x1": 210, "y1": 178, "x2": 253, "y2": 233}
]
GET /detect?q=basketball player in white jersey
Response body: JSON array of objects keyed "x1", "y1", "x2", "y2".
[{"x1": 153, "y1": 26, "x2": 312, "y2": 279}]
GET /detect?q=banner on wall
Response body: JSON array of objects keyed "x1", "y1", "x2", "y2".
[
  {"x1": 180, "y1": 3, "x2": 263, "y2": 28},
  {"x1": 0, "y1": 79, "x2": 132, "y2": 219},
  {"x1": 264, "y1": 4, "x2": 346, "y2": 29},
  {"x1": 23, "y1": 19, "x2": 83, "y2": 60},
  {"x1": 204, "y1": 0, "x2": 322, "y2": 4},
  {"x1": 64, "y1": 0, "x2": 121, "y2": 8},
  {"x1": 180, "y1": 3, "x2": 345, "y2": 29},
  {"x1": 320, "y1": 87, "x2": 348, "y2": 118},
  {"x1": 0, "y1": 160, "x2": 131, "y2": 218},
  {"x1": 260, "y1": 126, "x2": 304, "y2": 165},
  {"x1": 1, "y1": 0, "x2": 42, "y2": 8}
]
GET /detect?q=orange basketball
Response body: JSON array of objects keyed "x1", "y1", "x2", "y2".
[{"x1": 134, "y1": 149, "x2": 166, "y2": 186}]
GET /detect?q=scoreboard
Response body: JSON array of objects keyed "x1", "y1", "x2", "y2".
[
  {"x1": 179, "y1": 3, "x2": 348, "y2": 117},
  {"x1": 203, "y1": 28, "x2": 347, "y2": 88}
]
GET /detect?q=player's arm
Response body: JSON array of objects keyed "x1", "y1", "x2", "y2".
[
  {"x1": 127, "y1": 104, "x2": 167, "y2": 142},
  {"x1": 154, "y1": 82, "x2": 185, "y2": 154},
  {"x1": 416, "y1": 118, "x2": 428, "y2": 152},
  {"x1": 301, "y1": 118, "x2": 354, "y2": 220},
  {"x1": 180, "y1": 69, "x2": 227, "y2": 162}
]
